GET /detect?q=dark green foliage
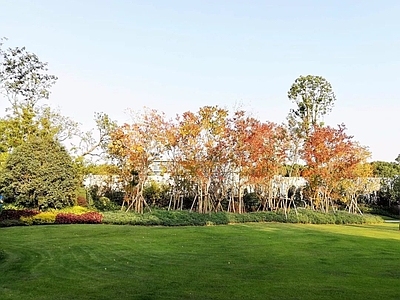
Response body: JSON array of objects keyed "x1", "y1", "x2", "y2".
[
  {"x1": 0, "y1": 219, "x2": 23, "y2": 227},
  {"x1": 377, "y1": 177, "x2": 400, "y2": 206},
  {"x1": 143, "y1": 181, "x2": 170, "y2": 207},
  {"x1": 371, "y1": 161, "x2": 400, "y2": 177},
  {"x1": 360, "y1": 205, "x2": 400, "y2": 219},
  {"x1": 0, "y1": 137, "x2": 79, "y2": 209},
  {"x1": 370, "y1": 161, "x2": 400, "y2": 208},
  {"x1": 0, "y1": 249, "x2": 6, "y2": 262},
  {"x1": 93, "y1": 196, "x2": 119, "y2": 211},
  {"x1": 152, "y1": 210, "x2": 206, "y2": 226},
  {"x1": 88, "y1": 185, "x2": 120, "y2": 211},
  {"x1": 151, "y1": 210, "x2": 230, "y2": 226},
  {"x1": 243, "y1": 192, "x2": 260, "y2": 212},
  {"x1": 103, "y1": 190, "x2": 124, "y2": 206}
]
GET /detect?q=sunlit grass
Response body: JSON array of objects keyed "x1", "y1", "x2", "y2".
[
  {"x1": 289, "y1": 222, "x2": 400, "y2": 240},
  {"x1": 1, "y1": 223, "x2": 399, "y2": 300}
]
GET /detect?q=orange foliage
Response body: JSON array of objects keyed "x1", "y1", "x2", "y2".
[
  {"x1": 302, "y1": 124, "x2": 370, "y2": 211},
  {"x1": 108, "y1": 108, "x2": 168, "y2": 213}
]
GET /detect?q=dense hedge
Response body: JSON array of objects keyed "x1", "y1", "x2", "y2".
[
  {"x1": 102, "y1": 209, "x2": 384, "y2": 226},
  {"x1": 102, "y1": 210, "x2": 230, "y2": 226},
  {"x1": 0, "y1": 207, "x2": 384, "y2": 227}
]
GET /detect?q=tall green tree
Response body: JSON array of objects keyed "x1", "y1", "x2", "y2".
[
  {"x1": 0, "y1": 41, "x2": 84, "y2": 210},
  {"x1": 0, "y1": 136, "x2": 79, "y2": 210},
  {"x1": 287, "y1": 75, "x2": 336, "y2": 138},
  {"x1": 371, "y1": 159, "x2": 400, "y2": 209},
  {"x1": 371, "y1": 161, "x2": 400, "y2": 178},
  {"x1": 285, "y1": 75, "x2": 336, "y2": 170}
]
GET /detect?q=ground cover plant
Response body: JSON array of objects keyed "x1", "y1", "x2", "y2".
[
  {"x1": 102, "y1": 208, "x2": 384, "y2": 226},
  {"x1": 1, "y1": 207, "x2": 383, "y2": 227},
  {"x1": 0, "y1": 207, "x2": 102, "y2": 227},
  {"x1": 1, "y1": 223, "x2": 399, "y2": 300}
]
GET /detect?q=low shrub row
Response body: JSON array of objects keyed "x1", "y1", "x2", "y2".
[
  {"x1": 102, "y1": 210, "x2": 231, "y2": 226},
  {"x1": 1, "y1": 209, "x2": 103, "y2": 226},
  {"x1": 360, "y1": 205, "x2": 400, "y2": 219},
  {"x1": 102, "y1": 209, "x2": 384, "y2": 226},
  {"x1": 1, "y1": 207, "x2": 384, "y2": 227},
  {"x1": 0, "y1": 209, "x2": 39, "y2": 221},
  {"x1": 290, "y1": 208, "x2": 384, "y2": 224}
]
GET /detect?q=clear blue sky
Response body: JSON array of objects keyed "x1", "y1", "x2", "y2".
[{"x1": 1, "y1": 0, "x2": 400, "y2": 161}]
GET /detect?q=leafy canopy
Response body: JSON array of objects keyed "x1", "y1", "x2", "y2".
[
  {"x1": 0, "y1": 135, "x2": 79, "y2": 210},
  {"x1": 287, "y1": 75, "x2": 336, "y2": 137}
]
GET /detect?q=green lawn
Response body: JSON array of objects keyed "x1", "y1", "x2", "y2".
[{"x1": 1, "y1": 223, "x2": 400, "y2": 300}]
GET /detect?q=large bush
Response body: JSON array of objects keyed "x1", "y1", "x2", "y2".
[
  {"x1": 0, "y1": 136, "x2": 79, "y2": 210},
  {"x1": 143, "y1": 181, "x2": 170, "y2": 207},
  {"x1": 88, "y1": 185, "x2": 122, "y2": 211}
]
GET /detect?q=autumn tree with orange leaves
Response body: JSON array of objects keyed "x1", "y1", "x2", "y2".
[
  {"x1": 171, "y1": 106, "x2": 230, "y2": 213},
  {"x1": 227, "y1": 112, "x2": 289, "y2": 212},
  {"x1": 108, "y1": 109, "x2": 168, "y2": 213},
  {"x1": 105, "y1": 101, "x2": 375, "y2": 216},
  {"x1": 301, "y1": 124, "x2": 370, "y2": 212},
  {"x1": 224, "y1": 111, "x2": 258, "y2": 213},
  {"x1": 247, "y1": 122, "x2": 289, "y2": 211}
]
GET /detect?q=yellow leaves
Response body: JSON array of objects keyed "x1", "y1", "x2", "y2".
[
  {"x1": 353, "y1": 163, "x2": 373, "y2": 178},
  {"x1": 109, "y1": 109, "x2": 169, "y2": 183},
  {"x1": 136, "y1": 145, "x2": 144, "y2": 152}
]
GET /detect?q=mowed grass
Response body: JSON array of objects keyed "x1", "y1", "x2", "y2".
[{"x1": 1, "y1": 223, "x2": 400, "y2": 300}]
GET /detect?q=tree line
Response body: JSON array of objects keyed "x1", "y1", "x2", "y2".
[{"x1": 0, "y1": 40, "x2": 399, "y2": 214}]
